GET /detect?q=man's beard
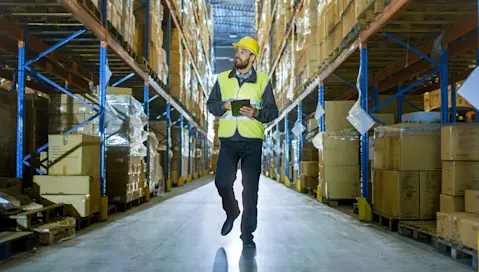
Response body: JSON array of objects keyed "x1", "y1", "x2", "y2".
[{"x1": 234, "y1": 58, "x2": 249, "y2": 69}]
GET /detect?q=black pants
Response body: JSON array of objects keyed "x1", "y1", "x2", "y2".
[{"x1": 215, "y1": 140, "x2": 263, "y2": 242}]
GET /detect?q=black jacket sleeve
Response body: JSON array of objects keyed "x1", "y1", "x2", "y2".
[
  {"x1": 207, "y1": 81, "x2": 226, "y2": 117},
  {"x1": 255, "y1": 81, "x2": 279, "y2": 123}
]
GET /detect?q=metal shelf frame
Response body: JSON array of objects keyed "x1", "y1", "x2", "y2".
[
  {"x1": 262, "y1": 0, "x2": 478, "y2": 200},
  {"x1": 8, "y1": 0, "x2": 212, "y2": 196}
]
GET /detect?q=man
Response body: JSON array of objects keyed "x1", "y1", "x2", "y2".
[{"x1": 207, "y1": 36, "x2": 279, "y2": 249}]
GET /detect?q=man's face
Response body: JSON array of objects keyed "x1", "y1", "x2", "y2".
[{"x1": 234, "y1": 47, "x2": 254, "y2": 70}]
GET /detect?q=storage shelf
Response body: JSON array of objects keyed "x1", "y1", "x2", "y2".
[{"x1": 264, "y1": 0, "x2": 478, "y2": 133}]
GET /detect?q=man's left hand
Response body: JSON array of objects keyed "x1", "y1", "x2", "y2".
[{"x1": 240, "y1": 106, "x2": 257, "y2": 118}]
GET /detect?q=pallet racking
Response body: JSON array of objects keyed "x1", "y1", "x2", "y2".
[
  {"x1": 0, "y1": 0, "x2": 214, "y2": 197},
  {"x1": 258, "y1": 0, "x2": 478, "y2": 201}
]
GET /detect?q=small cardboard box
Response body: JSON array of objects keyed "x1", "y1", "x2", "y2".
[
  {"x1": 300, "y1": 161, "x2": 319, "y2": 177},
  {"x1": 458, "y1": 215, "x2": 479, "y2": 250},
  {"x1": 442, "y1": 161, "x2": 479, "y2": 196},
  {"x1": 419, "y1": 171, "x2": 441, "y2": 219},
  {"x1": 440, "y1": 194, "x2": 465, "y2": 213},
  {"x1": 324, "y1": 101, "x2": 355, "y2": 131},
  {"x1": 464, "y1": 190, "x2": 479, "y2": 215},
  {"x1": 441, "y1": 125, "x2": 479, "y2": 161}
]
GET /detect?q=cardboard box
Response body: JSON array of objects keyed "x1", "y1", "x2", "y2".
[
  {"x1": 319, "y1": 165, "x2": 359, "y2": 183},
  {"x1": 34, "y1": 176, "x2": 100, "y2": 196},
  {"x1": 319, "y1": 148, "x2": 359, "y2": 166},
  {"x1": 48, "y1": 135, "x2": 101, "y2": 177},
  {"x1": 373, "y1": 138, "x2": 390, "y2": 170},
  {"x1": 419, "y1": 171, "x2": 441, "y2": 219},
  {"x1": 442, "y1": 161, "x2": 479, "y2": 196},
  {"x1": 322, "y1": 181, "x2": 357, "y2": 199},
  {"x1": 440, "y1": 194, "x2": 465, "y2": 213},
  {"x1": 458, "y1": 215, "x2": 479, "y2": 250},
  {"x1": 373, "y1": 170, "x2": 419, "y2": 219},
  {"x1": 300, "y1": 161, "x2": 319, "y2": 177},
  {"x1": 42, "y1": 194, "x2": 93, "y2": 217},
  {"x1": 371, "y1": 113, "x2": 395, "y2": 127},
  {"x1": 389, "y1": 132, "x2": 441, "y2": 171},
  {"x1": 465, "y1": 190, "x2": 479, "y2": 215},
  {"x1": 324, "y1": 101, "x2": 355, "y2": 131},
  {"x1": 441, "y1": 125, "x2": 479, "y2": 161},
  {"x1": 436, "y1": 212, "x2": 450, "y2": 238}
]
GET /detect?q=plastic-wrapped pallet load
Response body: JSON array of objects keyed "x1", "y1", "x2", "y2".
[
  {"x1": 104, "y1": 94, "x2": 148, "y2": 204},
  {"x1": 372, "y1": 124, "x2": 442, "y2": 220},
  {"x1": 314, "y1": 129, "x2": 359, "y2": 201},
  {"x1": 436, "y1": 124, "x2": 479, "y2": 251}
]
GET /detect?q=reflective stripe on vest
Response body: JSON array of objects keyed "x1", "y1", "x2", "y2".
[{"x1": 217, "y1": 70, "x2": 270, "y2": 139}]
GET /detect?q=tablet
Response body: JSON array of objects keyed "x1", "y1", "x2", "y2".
[{"x1": 231, "y1": 99, "x2": 251, "y2": 117}]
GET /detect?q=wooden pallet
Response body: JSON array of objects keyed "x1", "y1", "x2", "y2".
[
  {"x1": 75, "y1": 213, "x2": 100, "y2": 231},
  {"x1": 372, "y1": 211, "x2": 399, "y2": 231},
  {"x1": 321, "y1": 198, "x2": 356, "y2": 207},
  {"x1": 433, "y1": 238, "x2": 478, "y2": 271},
  {"x1": 112, "y1": 197, "x2": 146, "y2": 212},
  {"x1": 398, "y1": 220, "x2": 436, "y2": 244},
  {"x1": 10, "y1": 204, "x2": 66, "y2": 231},
  {"x1": 0, "y1": 231, "x2": 35, "y2": 262}
]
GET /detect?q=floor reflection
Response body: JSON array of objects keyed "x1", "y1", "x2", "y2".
[{"x1": 212, "y1": 247, "x2": 258, "y2": 272}]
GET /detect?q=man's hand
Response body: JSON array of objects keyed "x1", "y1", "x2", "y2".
[
  {"x1": 223, "y1": 100, "x2": 232, "y2": 110},
  {"x1": 240, "y1": 106, "x2": 257, "y2": 118}
]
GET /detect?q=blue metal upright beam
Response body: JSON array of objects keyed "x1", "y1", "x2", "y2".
[
  {"x1": 360, "y1": 44, "x2": 369, "y2": 200},
  {"x1": 440, "y1": 49, "x2": 449, "y2": 124},
  {"x1": 99, "y1": 40, "x2": 108, "y2": 197},
  {"x1": 112, "y1": 73, "x2": 135, "y2": 87},
  {"x1": 179, "y1": 115, "x2": 183, "y2": 180},
  {"x1": 276, "y1": 123, "x2": 280, "y2": 178},
  {"x1": 297, "y1": 103, "x2": 303, "y2": 184},
  {"x1": 319, "y1": 81, "x2": 325, "y2": 132},
  {"x1": 451, "y1": 75, "x2": 456, "y2": 124},
  {"x1": 144, "y1": 81, "x2": 150, "y2": 186},
  {"x1": 397, "y1": 86, "x2": 404, "y2": 123},
  {"x1": 165, "y1": 103, "x2": 171, "y2": 183},
  {"x1": 285, "y1": 116, "x2": 290, "y2": 183},
  {"x1": 16, "y1": 40, "x2": 26, "y2": 179},
  {"x1": 188, "y1": 124, "x2": 192, "y2": 180}
]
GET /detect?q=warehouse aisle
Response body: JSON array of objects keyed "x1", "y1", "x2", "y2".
[{"x1": 1, "y1": 174, "x2": 471, "y2": 272}]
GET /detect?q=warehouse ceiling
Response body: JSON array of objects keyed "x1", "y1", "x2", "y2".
[{"x1": 208, "y1": 0, "x2": 257, "y2": 74}]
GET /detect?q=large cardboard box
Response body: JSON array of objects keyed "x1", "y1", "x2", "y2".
[
  {"x1": 42, "y1": 194, "x2": 93, "y2": 217},
  {"x1": 465, "y1": 190, "x2": 479, "y2": 215},
  {"x1": 322, "y1": 181, "x2": 357, "y2": 199},
  {"x1": 440, "y1": 194, "x2": 465, "y2": 213},
  {"x1": 300, "y1": 161, "x2": 319, "y2": 177},
  {"x1": 319, "y1": 148, "x2": 359, "y2": 166},
  {"x1": 324, "y1": 101, "x2": 355, "y2": 131},
  {"x1": 389, "y1": 133, "x2": 441, "y2": 171},
  {"x1": 34, "y1": 176, "x2": 100, "y2": 196},
  {"x1": 48, "y1": 135, "x2": 101, "y2": 177},
  {"x1": 373, "y1": 138, "x2": 390, "y2": 170},
  {"x1": 373, "y1": 170, "x2": 419, "y2": 219},
  {"x1": 458, "y1": 215, "x2": 479, "y2": 250},
  {"x1": 441, "y1": 125, "x2": 479, "y2": 161},
  {"x1": 442, "y1": 161, "x2": 479, "y2": 196},
  {"x1": 419, "y1": 171, "x2": 441, "y2": 219}
]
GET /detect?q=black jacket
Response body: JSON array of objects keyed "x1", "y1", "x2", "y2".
[{"x1": 207, "y1": 68, "x2": 279, "y2": 142}]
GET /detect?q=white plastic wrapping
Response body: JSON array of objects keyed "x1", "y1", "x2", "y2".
[{"x1": 104, "y1": 94, "x2": 148, "y2": 156}]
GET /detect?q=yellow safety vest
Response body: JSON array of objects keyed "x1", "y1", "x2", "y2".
[{"x1": 217, "y1": 69, "x2": 269, "y2": 140}]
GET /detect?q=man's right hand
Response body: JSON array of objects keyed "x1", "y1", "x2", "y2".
[{"x1": 223, "y1": 100, "x2": 232, "y2": 110}]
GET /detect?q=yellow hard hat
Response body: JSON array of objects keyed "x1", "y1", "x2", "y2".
[{"x1": 233, "y1": 36, "x2": 259, "y2": 56}]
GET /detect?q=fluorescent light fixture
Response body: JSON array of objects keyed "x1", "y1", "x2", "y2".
[{"x1": 229, "y1": 34, "x2": 237, "y2": 38}]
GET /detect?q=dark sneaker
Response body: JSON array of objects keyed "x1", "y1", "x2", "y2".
[{"x1": 221, "y1": 211, "x2": 240, "y2": 236}]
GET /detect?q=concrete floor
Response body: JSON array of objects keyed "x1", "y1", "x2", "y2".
[{"x1": 1, "y1": 173, "x2": 472, "y2": 272}]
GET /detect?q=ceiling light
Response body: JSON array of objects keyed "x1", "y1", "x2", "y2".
[{"x1": 229, "y1": 34, "x2": 237, "y2": 38}]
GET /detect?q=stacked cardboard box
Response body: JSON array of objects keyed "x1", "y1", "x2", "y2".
[
  {"x1": 424, "y1": 81, "x2": 471, "y2": 112},
  {"x1": 106, "y1": 146, "x2": 146, "y2": 203},
  {"x1": 35, "y1": 134, "x2": 101, "y2": 217},
  {"x1": 48, "y1": 94, "x2": 99, "y2": 136},
  {"x1": 436, "y1": 124, "x2": 479, "y2": 250},
  {"x1": 373, "y1": 124, "x2": 442, "y2": 219}
]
